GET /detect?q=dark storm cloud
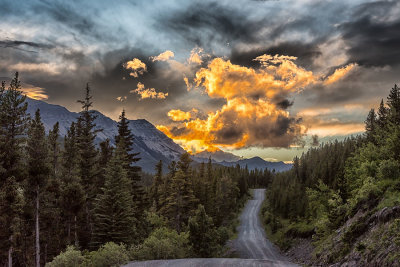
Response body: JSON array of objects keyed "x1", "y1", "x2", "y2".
[
  {"x1": 0, "y1": 40, "x2": 54, "y2": 51},
  {"x1": 340, "y1": 1, "x2": 400, "y2": 67},
  {"x1": 158, "y1": 2, "x2": 265, "y2": 48}
]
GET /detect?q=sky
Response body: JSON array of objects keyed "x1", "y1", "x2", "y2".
[{"x1": 1, "y1": 0, "x2": 400, "y2": 162}]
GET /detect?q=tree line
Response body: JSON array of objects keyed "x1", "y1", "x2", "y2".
[{"x1": 0, "y1": 73, "x2": 274, "y2": 266}]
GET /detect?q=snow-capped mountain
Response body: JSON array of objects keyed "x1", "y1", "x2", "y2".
[{"x1": 26, "y1": 98, "x2": 185, "y2": 173}]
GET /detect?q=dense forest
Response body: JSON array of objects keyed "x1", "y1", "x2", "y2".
[
  {"x1": 263, "y1": 85, "x2": 400, "y2": 265},
  {"x1": 0, "y1": 73, "x2": 276, "y2": 266}
]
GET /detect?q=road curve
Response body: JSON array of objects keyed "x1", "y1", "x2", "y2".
[{"x1": 123, "y1": 189, "x2": 298, "y2": 267}]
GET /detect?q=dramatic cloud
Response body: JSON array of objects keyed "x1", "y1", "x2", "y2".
[
  {"x1": 21, "y1": 83, "x2": 48, "y2": 100},
  {"x1": 151, "y1": 50, "x2": 175, "y2": 62},
  {"x1": 168, "y1": 109, "x2": 193, "y2": 121},
  {"x1": 188, "y1": 48, "x2": 204, "y2": 65},
  {"x1": 131, "y1": 82, "x2": 168, "y2": 100},
  {"x1": 324, "y1": 63, "x2": 358, "y2": 85},
  {"x1": 123, "y1": 58, "x2": 147, "y2": 77}
]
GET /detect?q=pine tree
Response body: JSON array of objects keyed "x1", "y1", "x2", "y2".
[
  {"x1": 27, "y1": 109, "x2": 50, "y2": 267},
  {"x1": 377, "y1": 99, "x2": 388, "y2": 128},
  {"x1": 365, "y1": 108, "x2": 377, "y2": 143},
  {"x1": 43, "y1": 122, "x2": 62, "y2": 262},
  {"x1": 159, "y1": 161, "x2": 176, "y2": 217},
  {"x1": 0, "y1": 73, "x2": 28, "y2": 266},
  {"x1": 165, "y1": 153, "x2": 198, "y2": 232},
  {"x1": 98, "y1": 139, "x2": 113, "y2": 189},
  {"x1": 151, "y1": 160, "x2": 163, "y2": 211},
  {"x1": 92, "y1": 144, "x2": 135, "y2": 247},
  {"x1": 60, "y1": 123, "x2": 84, "y2": 247},
  {"x1": 387, "y1": 84, "x2": 400, "y2": 124},
  {"x1": 188, "y1": 205, "x2": 218, "y2": 257},
  {"x1": 48, "y1": 122, "x2": 60, "y2": 177},
  {"x1": 115, "y1": 110, "x2": 145, "y2": 236},
  {"x1": 76, "y1": 83, "x2": 100, "y2": 248}
]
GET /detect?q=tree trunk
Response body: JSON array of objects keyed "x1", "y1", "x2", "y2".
[
  {"x1": 67, "y1": 219, "x2": 71, "y2": 245},
  {"x1": 8, "y1": 235, "x2": 13, "y2": 267},
  {"x1": 74, "y1": 215, "x2": 78, "y2": 247},
  {"x1": 35, "y1": 185, "x2": 40, "y2": 267}
]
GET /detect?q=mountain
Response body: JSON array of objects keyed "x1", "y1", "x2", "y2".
[
  {"x1": 194, "y1": 149, "x2": 242, "y2": 162},
  {"x1": 218, "y1": 157, "x2": 292, "y2": 172},
  {"x1": 26, "y1": 98, "x2": 185, "y2": 173}
]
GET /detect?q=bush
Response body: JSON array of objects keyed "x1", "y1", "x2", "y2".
[
  {"x1": 132, "y1": 227, "x2": 191, "y2": 260},
  {"x1": 46, "y1": 246, "x2": 84, "y2": 267},
  {"x1": 85, "y1": 242, "x2": 129, "y2": 267}
]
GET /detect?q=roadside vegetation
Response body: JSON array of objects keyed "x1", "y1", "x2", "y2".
[{"x1": 262, "y1": 85, "x2": 400, "y2": 266}]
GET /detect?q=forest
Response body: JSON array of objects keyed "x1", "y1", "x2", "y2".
[
  {"x1": 0, "y1": 73, "x2": 275, "y2": 266},
  {"x1": 263, "y1": 85, "x2": 400, "y2": 265}
]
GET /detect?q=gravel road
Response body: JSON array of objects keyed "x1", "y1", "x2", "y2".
[{"x1": 123, "y1": 189, "x2": 298, "y2": 267}]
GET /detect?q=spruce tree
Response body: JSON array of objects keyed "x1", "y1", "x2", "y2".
[
  {"x1": 365, "y1": 109, "x2": 377, "y2": 143},
  {"x1": 0, "y1": 73, "x2": 28, "y2": 266},
  {"x1": 43, "y1": 122, "x2": 62, "y2": 262},
  {"x1": 60, "y1": 122, "x2": 84, "y2": 247},
  {"x1": 115, "y1": 110, "x2": 145, "y2": 236},
  {"x1": 387, "y1": 84, "x2": 400, "y2": 124},
  {"x1": 27, "y1": 109, "x2": 50, "y2": 267},
  {"x1": 188, "y1": 205, "x2": 218, "y2": 257},
  {"x1": 92, "y1": 143, "x2": 135, "y2": 247},
  {"x1": 76, "y1": 83, "x2": 100, "y2": 248},
  {"x1": 377, "y1": 99, "x2": 388, "y2": 128},
  {"x1": 165, "y1": 153, "x2": 198, "y2": 232},
  {"x1": 151, "y1": 160, "x2": 163, "y2": 211}
]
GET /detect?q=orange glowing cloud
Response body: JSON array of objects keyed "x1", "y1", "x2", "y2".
[
  {"x1": 21, "y1": 85, "x2": 48, "y2": 100},
  {"x1": 158, "y1": 53, "x2": 357, "y2": 153},
  {"x1": 188, "y1": 47, "x2": 204, "y2": 65},
  {"x1": 167, "y1": 109, "x2": 196, "y2": 121},
  {"x1": 151, "y1": 50, "x2": 175, "y2": 62},
  {"x1": 123, "y1": 58, "x2": 147, "y2": 77},
  {"x1": 158, "y1": 55, "x2": 319, "y2": 152},
  {"x1": 324, "y1": 63, "x2": 358, "y2": 85},
  {"x1": 130, "y1": 82, "x2": 168, "y2": 100}
]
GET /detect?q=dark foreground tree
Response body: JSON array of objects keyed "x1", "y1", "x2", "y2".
[
  {"x1": 27, "y1": 109, "x2": 50, "y2": 267},
  {"x1": 92, "y1": 144, "x2": 135, "y2": 247}
]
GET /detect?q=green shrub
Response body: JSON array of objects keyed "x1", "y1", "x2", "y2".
[
  {"x1": 131, "y1": 227, "x2": 191, "y2": 260},
  {"x1": 85, "y1": 242, "x2": 129, "y2": 267},
  {"x1": 46, "y1": 246, "x2": 84, "y2": 267}
]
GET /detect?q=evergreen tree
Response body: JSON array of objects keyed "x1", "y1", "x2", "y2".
[
  {"x1": 27, "y1": 109, "x2": 50, "y2": 267},
  {"x1": 98, "y1": 139, "x2": 113, "y2": 188},
  {"x1": 387, "y1": 84, "x2": 400, "y2": 124},
  {"x1": 151, "y1": 160, "x2": 163, "y2": 211},
  {"x1": 165, "y1": 153, "x2": 198, "y2": 232},
  {"x1": 365, "y1": 109, "x2": 377, "y2": 143},
  {"x1": 188, "y1": 205, "x2": 218, "y2": 257},
  {"x1": 115, "y1": 110, "x2": 145, "y2": 236},
  {"x1": 76, "y1": 83, "x2": 100, "y2": 248},
  {"x1": 43, "y1": 122, "x2": 62, "y2": 262},
  {"x1": 92, "y1": 144, "x2": 135, "y2": 247},
  {"x1": 158, "y1": 161, "x2": 176, "y2": 217},
  {"x1": 377, "y1": 99, "x2": 388, "y2": 128},
  {"x1": 48, "y1": 122, "x2": 60, "y2": 177},
  {"x1": 0, "y1": 73, "x2": 28, "y2": 266}
]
